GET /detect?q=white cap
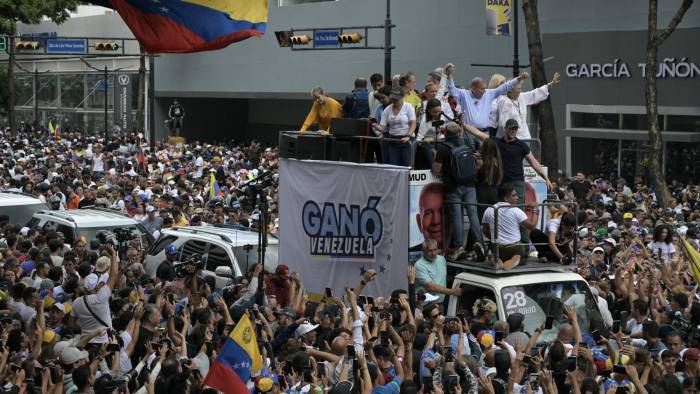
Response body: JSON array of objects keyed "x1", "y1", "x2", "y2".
[
  {"x1": 20, "y1": 227, "x2": 29, "y2": 236},
  {"x1": 295, "y1": 323, "x2": 319, "y2": 338},
  {"x1": 593, "y1": 247, "x2": 605, "y2": 254},
  {"x1": 146, "y1": 205, "x2": 156, "y2": 213},
  {"x1": 59, "y1": 347, "x2": 89, "y2": 365},
  {"x1": 603, "y1": 238, "x2": 617, "y2": 247},
  {"x1": 84, "y1": 273, "x2": 99, "y2": 291}
]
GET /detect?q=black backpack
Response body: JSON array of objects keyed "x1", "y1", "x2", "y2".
[{"x1": 445, "y1": 141, "x2": 477, "y2": 184}]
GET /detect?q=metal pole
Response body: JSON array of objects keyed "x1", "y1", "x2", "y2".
[
  {"x1": 512, "y1": 0, "x2": 519, "y2": 77},
  {"x1": 384, "y1": 0, "x2": 392, "y2": 84},
  {"x1": 148, "y1": 55, "x2": 155, "y2": 151},
  {"x1": 104, "y1": 67, "x2": 109, "y2": 138},
  {"x1": 8, "y1": 36, "x2": 15, "y2": 132},
  {"x1": 33, "y1": 69, "x2": 38, "y2": 125}
]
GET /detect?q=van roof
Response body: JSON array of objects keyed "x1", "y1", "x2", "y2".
[
  {"x1": 162, "y1": 226, "x2": 279, "y2": 246},
  {"x1": 0, "y1": 191, "x2": 47, "y2": 207},
  {"x1": 34, "y1": 208, "x2": 138, "y2": 227},
  {"x1": 451, "y1": 261, "x2": 585, "y2": 288}
]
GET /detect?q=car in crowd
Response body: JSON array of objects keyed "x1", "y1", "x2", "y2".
[
  {"x1": 144, "y1": 226, "x2": 279, "y2": 289},
  {"x1": 27, "y1": 207, "x2": 154, "y2": 247},
  {"x1": 0, "y1": 191, "x2": 49, "y2": 226},
  {"x1": 447, "y1": 262, "x2": 606, "y2": 344}
]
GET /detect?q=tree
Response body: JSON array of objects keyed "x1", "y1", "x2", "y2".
[
  {"x1": 522, "y1": 0, "x2": 558, "y2": 172},
  {"x1": 0, "y1": 0, "x2": 80, "y2": 130},
  {"x1": 644, "y1": 0, "x2": 694, "y2": 208}
]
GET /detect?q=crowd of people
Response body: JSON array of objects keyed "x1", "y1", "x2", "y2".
[{"x1": 0, "y1": 61, "x2": 698, "y2": 394}]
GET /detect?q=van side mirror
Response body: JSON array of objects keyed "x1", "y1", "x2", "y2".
[{"x1": 215, "y1": 266, "x2": 234, "y2": 278}]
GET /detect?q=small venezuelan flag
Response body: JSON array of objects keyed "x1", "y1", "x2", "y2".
[
  {"x1": 92, "y1": 0, "x2": 268, "y2": 53},
  {"x1": 209, "y1": 171, "x2": 221, "y2": 201},
  {"x1": 202, "y1": 314, "x2": 263, "y2": 394}
]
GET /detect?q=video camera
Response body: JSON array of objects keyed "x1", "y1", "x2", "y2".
[
  {"x1": 96, "y1": 228, "x2": 132, "y2": 247},
  {"x1": 174, "y1": 253, "x2": 204, "y2": 277}
]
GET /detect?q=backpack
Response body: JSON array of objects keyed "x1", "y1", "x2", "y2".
[{"x1": 445, "y1": 141, "x2": 477, "y2": 184}]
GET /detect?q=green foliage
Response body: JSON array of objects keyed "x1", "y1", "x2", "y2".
[{"x1": 0, "y1": 0, "x2": 80, "y2": 34}]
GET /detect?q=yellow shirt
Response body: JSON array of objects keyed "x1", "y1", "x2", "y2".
[
  {"x1": 404, "y1": 91, "x2": 422, "y2": 109},
  {"x1": 300, "y1": 97, "x2": 343, "y2": 132}
]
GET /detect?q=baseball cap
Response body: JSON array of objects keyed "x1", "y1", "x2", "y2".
[
  {"x1": 505, "y1": 118, "x2": 519, "y2": 129},
  {"x1": 165, "y1": 244, "x2": 178, "y2": 255},
  {"x1": 59, "y1": 347, "x2": 89, "y2": 365},
  {"x1": 275, "y1": 264, "x2": 289, "y2": 274},
  {"x1": 389, "y1": 87, "x2": 404, "y2": 100},
  {"x1": 146, "y1": 205, "x2": 156, "y2": 213},
  {"x1": 603, "y1": 238, "x2": 617, "y2": 247},
  {"x1": 623, "y1": 212, "x2": 633, "y2": 219},
  {"x1": 295, "y1": 322, "x2": 319, "y2": 338},
  {"x1": 593, "y1": 247, "x2": 605, "y2": 254}
]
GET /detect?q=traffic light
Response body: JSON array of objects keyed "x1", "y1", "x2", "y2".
[
  {"x1": 339, "y1": 33, "x2": 363, "y2": 44},
  {"x1": 15, "y1": 41, "x2": 40, "y2": 50},
  {"x1": 95, "y1": 41, "x2": 120, "y2": 51},
  {"x1": 289, "y1": 35, "x2": 312, "y2": 45}
]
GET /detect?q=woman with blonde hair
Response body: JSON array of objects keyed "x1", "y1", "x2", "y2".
[{"x1": 487, "y1": 74, "x2": 507, "y2": 137}]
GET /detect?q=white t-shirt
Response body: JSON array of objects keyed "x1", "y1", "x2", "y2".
[
  {"x1": 482, "y1": 202, "x2": 528, "y2": 244},
  {"x1": 193, "y1": 156, "x2": 204, "y2": 179},
  {"x1": 71, "y1": 285, "x2": 112, "y2": 343},
  {"x1": 380, "y1": 103, "x2": 416, "y2": 137},
  {"x1": 547, "y1": 217, "x2": 561, "y2": 235},
  {"x1": 647, "y1": 241, "x2": 676, "y2": 262},
  {"x1": 92, "y1": 153, "x2": 105, "y2": 172}
]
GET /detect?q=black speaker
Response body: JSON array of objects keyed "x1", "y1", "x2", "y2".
[
  {"x1": 331, "y1": 139, "x2": 364, "y2": 163},
  {"x1": 297, "y1": 134, "x2": 329, "y2": 160},
  {"x1": 279, "y1": 132, "x2": 298, "y2": 159}
]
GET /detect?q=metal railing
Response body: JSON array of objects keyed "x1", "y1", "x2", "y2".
[{"x1": 439, "y1": 199, "x2": 578, "y2": 264}]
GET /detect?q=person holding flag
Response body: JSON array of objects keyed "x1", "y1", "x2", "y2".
[{"x1": 203, "y1": 313, "x2": 263, "y2": 394}]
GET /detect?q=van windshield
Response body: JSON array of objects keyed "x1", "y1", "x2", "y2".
[{"x1": 500, "y1": 280, "x2": 605, "y2": 344}]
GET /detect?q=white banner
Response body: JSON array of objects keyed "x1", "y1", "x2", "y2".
[{"x1": 279, "y1": 159, "x2": 409, "y2": 297}]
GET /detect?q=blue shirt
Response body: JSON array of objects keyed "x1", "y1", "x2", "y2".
[
  {"x1": 414, "y1": 255, "x2": 448, "y2": 302},
  {"x1": 447, "y1": 77, "x2": 518, "y2": 129},
  {"x1": 372, "y1": 377, "x2": 402, "y2": 394}
]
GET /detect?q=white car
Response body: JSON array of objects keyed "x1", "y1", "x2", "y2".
[
  {"x1": 446, "y1": 262, "x2": 606, "y2": 344},
  {"x1": 144, "y1": 226, "x2": 279, "y2": 289},
  {"x1": 28, "y1": 208, "x2": 154, "y2": 247},
  {"x1": 0, "y1": 191, "x2": 49, "y2": 226}
]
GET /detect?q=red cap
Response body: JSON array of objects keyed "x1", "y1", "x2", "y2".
[{"x1": 684, "y1": 348, "x2": 700, "y2": 361}]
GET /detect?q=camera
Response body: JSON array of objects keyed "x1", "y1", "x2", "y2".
[
  {"x1": 671, "y1": 310, "x2": 692, "y2": 336},
  {"x1": 174, "y1": 254, "x2": 204, "y2": 276},
  {"x1": 96, "y1": 230, "x2": 118, "y2": 247},
  {"x1": 431, "y1": 119, "x2": 445, "y2": 128}
]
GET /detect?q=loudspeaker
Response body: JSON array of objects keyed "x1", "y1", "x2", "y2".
[
  {"x1": 297, "y1": 134, "x2": 329, "y2": 160},
  {"x1": 279, "y1": 133, "x2": 298, "y2": 159},
  {"x1": 331, "y1": 139, "x2": 364, "y2": 163}
]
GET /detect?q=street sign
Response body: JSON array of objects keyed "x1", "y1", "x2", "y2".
[
  {"x1": 314, "y1": 30, "x2": 340, "y2": 48},
  {"x1": 46, "y1": 39, "x2": 86, "y2": 54},
  {"x1": 0, "y1": 36, "x2": 6, "y2": 52}
]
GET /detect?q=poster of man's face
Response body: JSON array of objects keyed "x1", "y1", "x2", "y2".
[{"x1": 409, "y1": 171, "x2": 450, "y2": 257}]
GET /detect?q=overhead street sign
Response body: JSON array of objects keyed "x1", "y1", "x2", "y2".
[
  {"x1": 46, "y1": 39, "x2": 87, "y2": 54},
  {"x1": 314, "y1": 30, "x2": 340, "y2": 48}
]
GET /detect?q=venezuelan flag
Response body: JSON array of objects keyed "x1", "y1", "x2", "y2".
[
  {"x1": 202, "y1": 314, "x2": 262, "y2": 394},
  {"x1": 209, "y1": 171, "x2": 221, "y2": 201},
  {"x1": 92, "y1": 0, "x2": 268, "y2": 53}
]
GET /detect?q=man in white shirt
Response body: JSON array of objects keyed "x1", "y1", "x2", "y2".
[
  {"x1": 495, "y1": 72, "x2": 560, "y2": 140},
  {"x1": 482, "y1": 185, "x2": 539, "y2": 269},
  {"x1": 69, "y1": 246, "x2": 119, "y2": 344}
]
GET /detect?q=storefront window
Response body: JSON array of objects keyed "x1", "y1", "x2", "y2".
[
  {"x1": 571, "y1": 137, "x2": 618, "y2": 176},
  {"x1": 85, "y1": 74, "x2": 113, "y2": 110},
  {"x1": 620, "y1": 140, "x2": 651, "y2": 182},
  {"x1": 571, "y1": 112, "x2": 619, "y2": 129},
  {"x1": 667, "y1": 115, "x2": 700, "y2": 132},
  {"x1": 665, "y1": 142, "x2": 699, "y2": 183}
]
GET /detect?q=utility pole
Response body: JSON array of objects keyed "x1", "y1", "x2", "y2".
[
  {"x1": 104, "y1": 66, "x2": 109, "y2": 138},
  {"x1": 384, "y1": 0, "x2": 392, "y2": 83},
  {"x1": 8, "y1": 36, "x2": 15, "y2": 132},
  {"x1": 33, "y1": 69, "x2": 38, "y2": 124},
  {"x1": 148, "y1": 55, "x2": 155, "y2": 151}
]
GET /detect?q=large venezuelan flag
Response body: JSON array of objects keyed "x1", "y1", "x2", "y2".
[
  {"x1": 92, "y1": 0, "x2": 268, "y2": 53},
  {"x1": 203, "y1": 314, "x2": 263, "y2": 394}
]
